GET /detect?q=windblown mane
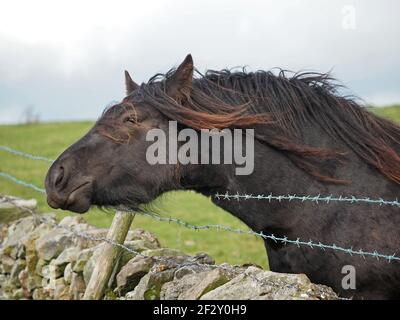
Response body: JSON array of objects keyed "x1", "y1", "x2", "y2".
[{"x1": 129, "y1": 68, "x2": 400, "y2": 184}]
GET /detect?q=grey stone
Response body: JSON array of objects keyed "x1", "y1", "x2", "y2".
[
  {"x1": 173, "y1": 257, "x2": 216, "y2": 280},
  {"x1": 1, "y1": 254, "x2": 15, "y2": 273},
  {"x1": 69, "y1": 272, "x2": 86, "y2": 300},
  {"x1": 41, "y1": 264, "x2": 51, "y2": 279},
  {"x1": 18, "y1": 269, "x2": 29, "y2": 288},
  {"x1": 25, "y1": 244, "x2": 38, "y2": 276},
  {"x1": 83, "y1": 244, "x2": 104, "y2": 285},
  {"x1": 41, "y1": 263, "x2": 65, "y2": 280},
  {"x1": 35, "y1": 259, "x2": 47, "y2": 276},
  {"x1": 8, "y1": 245, "x2": 21, "y2": 259},
  {"x1": 58, "y1": 216, "x2": 86, "y2": 228},
  {"x1": 0, "y1": 224, "x2": 9, "y2": 244},
  {"x1": 2, "y1": 217, "x2": 37, "y2": 253},
  {"x1": 64, "y1": 263, "x2": 73, "y2": 284},
  {"x1": 41, "y1": 277, "x2": 49, "y2": 288},
  {"x1": 73, "y1": 247, "x2": 94, "y2": 272},
  {"x1": 0, "y1": 274, "x2": 7, "y2": 283},
  {"x1": 20, "y1": 270, "x2": 41, "y2": 293},
  {"x1": 52, "y1": 247, "x2": 80, "y2": 266},
  {"x1": 159, "y1": 264, "x2": 236, "y2": 300},
  {"x1": 0, "y1": 197, "x2": 37, "y2": 223},
  {"x1": 174, "y1": 266, "x2": 197, "y2": 279},
  {"x1": 42, "y1": 213, "x2": 57, "y2": 220},
  {"x1": 24, "y1": 223, "x2": 53, "y2": 248},
  {"x1": 124, "y1": 253, "x2": 214, "y2": 300},
  {"x1": 180, "y1": 267, "x2": 237, "y2": 300},
  {"x1": 123, "y1": 239, "x2": 159, "y2": 252},
  {"x1": 36, "y1": 228, "x2": 75, "y2": 261},
  {"x1": 125, "y1": 269, "x2": 176, "y2": 300},
  {"x1": 0, "y1": 274, "x2": 6, "y2": 298},
  {"x1": 73, "y1": 229, "x2": 108, "y2": 249},
  {"x1": 49, "y1": 264, "x2": 66, "y2": 279},
  {"x1": 23, "y1": 223, "x2": 53, "y2": 276},
  {"x1": 11, "y1": 288, "x2": 25, "y2": 299},
  {"x1": 32, "y1": 287, "x2": 53, "y2": 300},
  {"x1": 119, "y1": 252, "x2": 135, "y2": 269},
  {"x1": 10, "y1": 259, "x2": 26, "y2": 284},
  {"x1": 17, "y1": 245, "x2": 26, "y2": 259},
  {"x1": 126, "y1": 229, "x2": 160, "y2": 247},
  {"x1": 17, "y1": 269, "x2": 34, "y2": 298},
  {"x1": 115, "y1": 256, "x2": 154, "y2": 295},
  {"x1": 49, "y1": 278, "x2": 66, "y2": 296},
  {"x1": 191, "y1": 252, "x2": 215, "y2": 265},
  {"x1": 54, "y1": 283, "x2": 72, "y2": 300},
  {"x1": 141, "y1": 248, "x2": 187, "y2": 258},
  {"x1": 2, "y1": 278, "x2": 17, "y2": 299},
  {"x1": 200, "y1": 267, "x2": 338, "y2": 300},
  {"x1": 160, "y1": 271, "x2": 209, "y2": 300}
]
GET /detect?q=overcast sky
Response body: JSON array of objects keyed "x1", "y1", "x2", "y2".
[{"x1": 0, "y1": 0, "x2": 399, "y2": 124}]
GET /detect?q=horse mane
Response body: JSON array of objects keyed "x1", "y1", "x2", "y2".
[{"x1": 128, "y1": 68, "x2": 400, "y2": 185}]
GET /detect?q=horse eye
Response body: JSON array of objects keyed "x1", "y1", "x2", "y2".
[{"x1": 124, "y1": 116, "x2": 136, "y2": 124}]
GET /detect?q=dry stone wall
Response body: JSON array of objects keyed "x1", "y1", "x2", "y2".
[{"x1": 0, "y1": 196, "x2": 338, "y2": 300}]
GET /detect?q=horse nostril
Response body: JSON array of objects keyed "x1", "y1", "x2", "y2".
[{"x1": 54, "y1": 166, "x2": 65, "y2": 187}]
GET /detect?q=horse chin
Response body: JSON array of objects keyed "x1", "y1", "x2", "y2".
[
  {"x1": 48, "y1": 195, "x2": 92, "y2": 213},
  {"x1": 47, "y1": 182, "x2": 93, "y2": 214},
  {"x1": 64, "y1": 200, "x2": 92, "y2": 214}
]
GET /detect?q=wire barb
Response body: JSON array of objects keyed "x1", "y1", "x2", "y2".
[{"x1": 215, "y1": 191, "x2": 400, "y2": 208}]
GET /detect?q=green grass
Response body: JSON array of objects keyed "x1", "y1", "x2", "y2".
[
  {"x1": 371, "y1": 104, "x2": 400, "y2": 122},
  {"x1": 1, "y1": 104, "x2": 399, "y2": 269},
  {"x1": 0, "y1": 122, "x2": 267, "y2": 268}
]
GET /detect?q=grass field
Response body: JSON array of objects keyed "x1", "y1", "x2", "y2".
[
  {"x1": 0, "y1": 105, "x2": 399, "y2": 268},
  {"x1": 0, "y1": 122, "x2": 269, "y2": 267},
  {"x1": 371, "y1": 104, "x2": 400, "y2": 121}
]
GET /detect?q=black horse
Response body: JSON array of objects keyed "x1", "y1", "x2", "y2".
[{"x1": 45, "y1": 55, "x2": 400, "y2": 299}]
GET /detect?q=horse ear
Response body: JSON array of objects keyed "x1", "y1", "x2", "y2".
[
  {"x1": 124, "y1": 70, "x2": 139, "y2": 95},
  {"x1": 165, "y1": 54, "x2": 193, "y2": 101}
]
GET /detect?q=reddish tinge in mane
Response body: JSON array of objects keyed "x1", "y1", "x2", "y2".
[{"x1": 118, "y1": 67, "x2": 400, "y2": 185}]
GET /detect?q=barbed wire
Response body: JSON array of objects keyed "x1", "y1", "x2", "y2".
[
  {"x1": 1, "y1": 170, "x2": 400, "y2": 263},
  {"x1": 0, "y1": 194, "x2": 258, "y2": 284},
  {"x1": 127, "y1": 210, "x2": 400, "y2": 263},
  {"x1": 1, "y1": 145, "x2": 399, "y2": 208},
  {"x1": 215, "y1": 191, "x2": 400, "y2": 208},
  {"x1": 0, "y1": 145, "x2": 54, "y2": 163},
  {"x1": 0, "y1": 172, "x2": 46, "y2": 194},
  {"x1": 0, "y1": 146, "x2": 399, "y2": 264}
]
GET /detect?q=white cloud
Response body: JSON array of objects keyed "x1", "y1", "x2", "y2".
[
  {"x1": 0, "y1": 105, "x2": 24, "y2": 124},
  {"x1": 365, "y1": 92, "x2": 400, "y2": 107},
  {"x1": 0, "y1": 0, "x2": 399, "y2": 124}
]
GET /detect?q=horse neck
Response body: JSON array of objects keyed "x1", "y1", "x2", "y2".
[
  {"x1": 178, "y1": 136, "x2": 320, "y2": 232},
  {"x1": 178, "y1": 123, "x2": 397, "y2": 234}
]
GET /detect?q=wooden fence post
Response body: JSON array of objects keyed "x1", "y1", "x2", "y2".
[{"x1": 83, "y1": 211, "x2": 135, "y2": 300}]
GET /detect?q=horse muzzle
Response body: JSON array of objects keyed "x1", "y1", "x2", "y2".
[{"x1": 45, "y1": 161, "x2": 93, "y2": 213}]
